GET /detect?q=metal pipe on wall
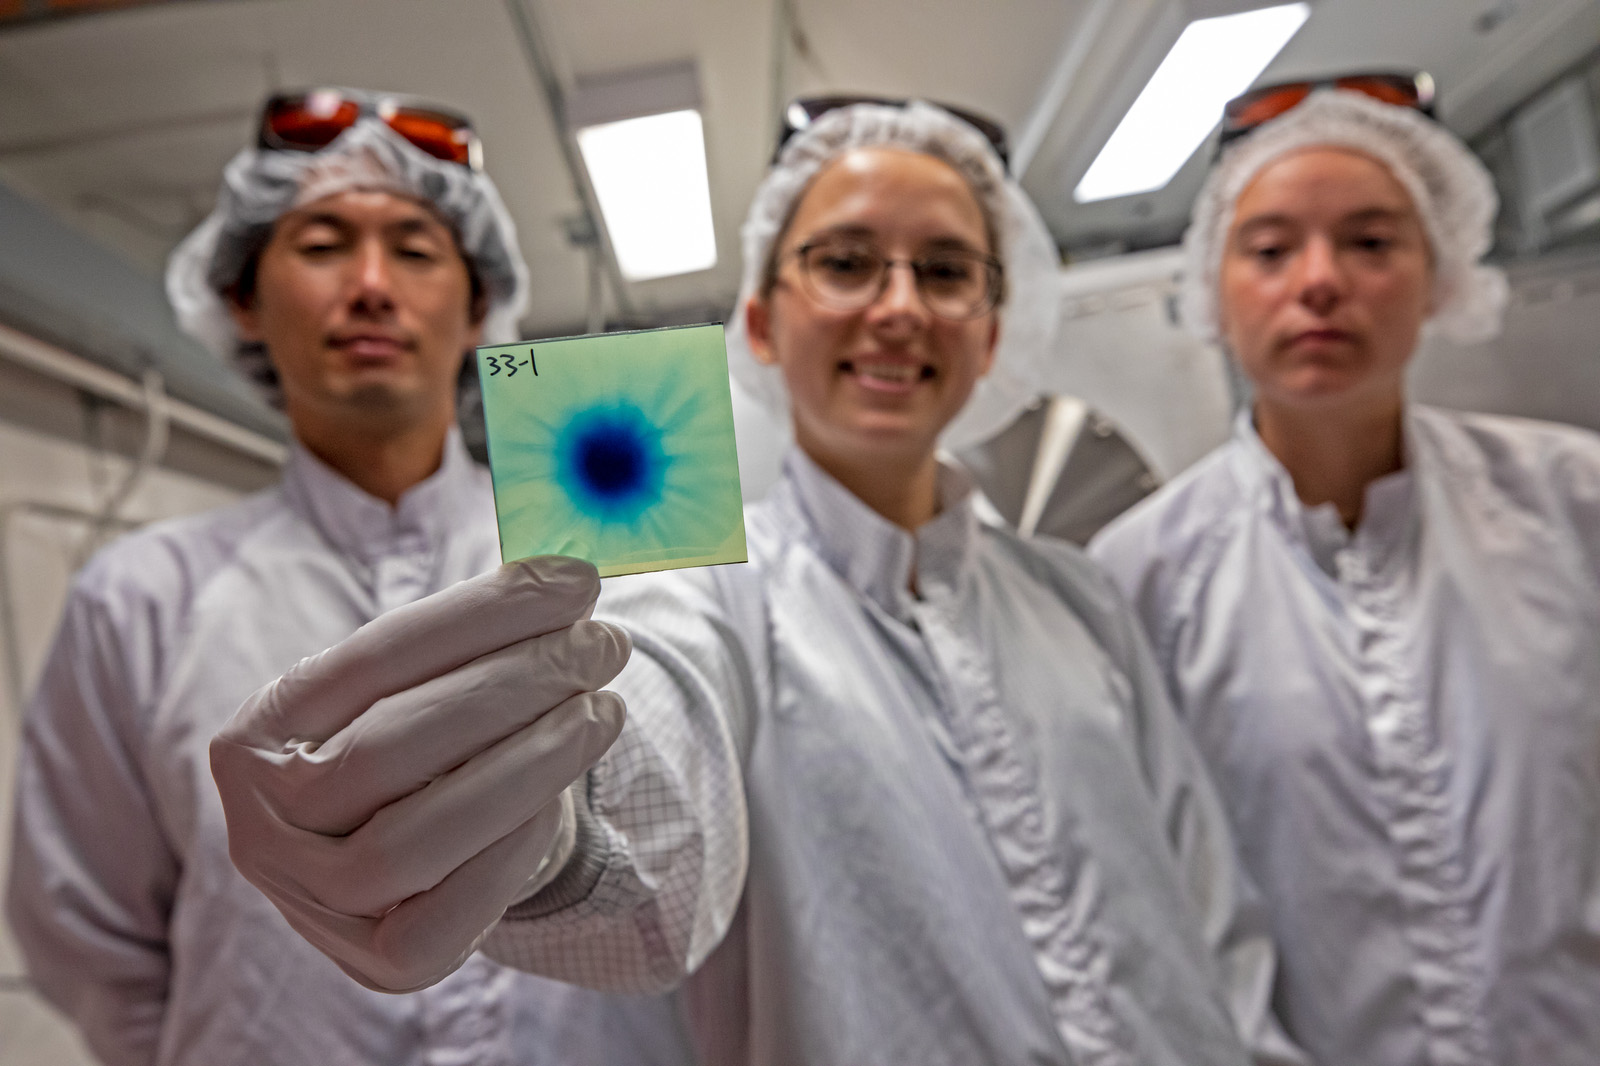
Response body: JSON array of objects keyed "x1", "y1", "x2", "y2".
[
  {"x1": 0, "y1": 322, "x2": 282, "y2": 714},
  {"x1": 0, "y1": 320, "x2": 286, "y2": 466}
]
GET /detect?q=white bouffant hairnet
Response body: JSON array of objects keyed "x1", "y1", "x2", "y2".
[
  {"x1": 1179, "y1": 89, "x2": 1508, "y2": 346},
  {"x1": 166, "y1": 117, "x2": 529, "y2": 399},
  {"x1": 726, "y1": 100, "x2": 1061, "y2": 450}
]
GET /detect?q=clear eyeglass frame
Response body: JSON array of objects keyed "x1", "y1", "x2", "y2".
[{"x1": 786, "y1": 240, "x2": 1003, "y2": 321}]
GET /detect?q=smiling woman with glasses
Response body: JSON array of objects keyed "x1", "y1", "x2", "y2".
[
  {"x1": 208, "y1": 95, "x2": 1311, "y2": 1066},
  {"x1": 513, "y1": 98, "x2": 1302, "y2": 1065}
]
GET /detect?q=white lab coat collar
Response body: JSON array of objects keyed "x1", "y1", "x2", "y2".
[
  {"x1": 1229, "y1": 407, "x2": 1420, "y2": 579},
  {"x1": 778, "y1": 446, "x2": 977, "y2": 620},
  {"x1": 282, "y1": 426, "x2": 480, "y2": 570}
]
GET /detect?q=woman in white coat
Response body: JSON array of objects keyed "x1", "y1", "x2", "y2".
[
  {"x1": 1091, "y1": 75, "x2": 1600, "y2": 1066},
  {"x1": 211, "y1": 99, "x2": 1303, "y2": 1066}
]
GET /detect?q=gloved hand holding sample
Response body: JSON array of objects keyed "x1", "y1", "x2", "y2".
[{"x1": 209, "y1": 556, "x2": 628, "y2": 994}]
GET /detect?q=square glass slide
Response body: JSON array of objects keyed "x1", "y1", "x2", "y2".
[{"x1": 475, "y1": 323, "x2": 747, "y2": 578}]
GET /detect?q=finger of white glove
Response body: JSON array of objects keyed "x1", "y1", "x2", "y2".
[
  {"x1": 225, "y1": 557, "x2": 602, "y2": 749},
  {"x1": 266, "y1": 800, "x2": 569, "y2": 994},
  {"x1": 275, "y1": 690, "x2": 624, "y2": 917},
  {"x1": 242, "y1": 620, "x2": 629, "y2": 837}
]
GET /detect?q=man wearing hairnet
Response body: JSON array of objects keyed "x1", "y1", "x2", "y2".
[
  {"x1": 4, "y1": 89, "x2": 670, "y2": 1065},
  {"x1": 1091, "y1": 80, "x2": 1600, "y2": 1065}
]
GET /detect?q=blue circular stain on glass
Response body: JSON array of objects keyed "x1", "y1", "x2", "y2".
[
  {"x1": 578, "y1": 430, "x2": 646, "y2": 495},
  {"x1": 554, "y1": 404, "x2": 668, "y2": 522}
]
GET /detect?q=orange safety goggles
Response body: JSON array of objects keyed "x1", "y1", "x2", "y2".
[
  {"x1": 258, "y1": 88, "x2": 482, "y2": 170},
  {"x1": 1219, "y1": 71, "x2": 1437, "y2": 148}
]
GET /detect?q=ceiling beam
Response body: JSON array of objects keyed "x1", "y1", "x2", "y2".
[
  {"x1": 1013, "y1": 0, "x2": 1119, "y2": 179},
  {"x1": 502, "y1": 0, "x2": 637, "y2": 321}
]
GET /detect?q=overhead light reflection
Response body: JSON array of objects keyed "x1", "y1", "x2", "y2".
[
  {"x1": 576, "y1": 109, "x2": 718, "y2": 281},
  {"x1": 1074, "y1": 2, "x2": 1311, "y2": 203}
]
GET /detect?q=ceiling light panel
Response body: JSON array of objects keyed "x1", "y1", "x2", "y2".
[
  {"x1": 577, "y1": 109, "x2": 717, "y2": 281},
  {"x1": 1074, "y1": 2, "x2": 1310, "y2": 203},
  {"x1": 568, "y1": 63, "x2": 718, "y2": 282}
]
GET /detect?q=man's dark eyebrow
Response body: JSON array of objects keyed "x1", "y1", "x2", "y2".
[
  {"x1": 388, "y1": 215, "x2": 453, "y2": 240},
  {"x1": 287, "y1": 211, "x2": 351, "y2": 232},
  {"x1": 283, "y1": 211, "x2": 450, "y2": 237}
]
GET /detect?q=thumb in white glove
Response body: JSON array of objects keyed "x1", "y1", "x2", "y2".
[{"x1": 210, "y1": 556, "x2": 628, "y2": 993}]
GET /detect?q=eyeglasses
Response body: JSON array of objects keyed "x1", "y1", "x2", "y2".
[
  {"x1": 258, "y1": 88, "x2": 483, "y2": 170},
  {"x1": 1219, "y1": 71, "x2": 1437, "y2": 148},
  {"x1": 774, "y1": 95, "x2": 1012, "y2": 172},
  {"x1": 782, "y1": 238, "x2": 1003, "y2": 320}
]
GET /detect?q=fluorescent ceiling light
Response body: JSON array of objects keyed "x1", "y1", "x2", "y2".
[
  {"x1": 576, "y1": 109, "x2": 717, "y2": 281},
  {"x1": 1074, "y1": 2, "x2": 1310, "y2": 203}
]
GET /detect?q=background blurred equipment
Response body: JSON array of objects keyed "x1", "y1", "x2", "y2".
[
  {"x1": 1508, "y1": 73, "x2": 1600, "y2": 248},
  {"x1": 1051, "y1": 246, "x2": 1235, "y2": 479},
  {"x1": 956, "y1": 395, "x2": 1159, "y2": 546},
  {"x1": 0, "y1": 181, "x2": 282, "y2": 441},
  {"x1": 1409, "y1": 245, "x2": 1600, "y2": 435}
]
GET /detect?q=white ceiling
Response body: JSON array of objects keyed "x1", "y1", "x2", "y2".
[{"x1": 1, "y1": 0, "x2": 1597, "y2": 339}]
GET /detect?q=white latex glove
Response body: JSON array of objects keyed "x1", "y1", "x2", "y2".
[{"x1": 210, "y1": 557, "x2": 628, "y2": 994}]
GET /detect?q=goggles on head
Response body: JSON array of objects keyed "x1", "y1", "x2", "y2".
[
  {"x1": 258, "y1": 88, "x2": 483, "y2": 171},
  {"x1": 773, "y1": 94, "x2": 1012, "y2": 172},
  {"x1": 1219, "y1": 71, "x2": 1437, "y2": 149}
]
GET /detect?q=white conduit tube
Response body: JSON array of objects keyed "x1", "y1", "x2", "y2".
[
  {"x1": 0, "y1": 319, "x2": 286, "y2": 466},
  {"x1": 0, "y1": 321, "x2": 285, "y2": 712}
]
